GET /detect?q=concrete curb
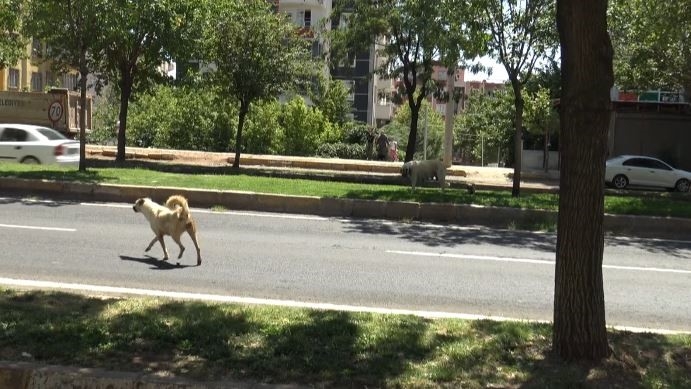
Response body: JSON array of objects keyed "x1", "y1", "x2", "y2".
[
  {"x1": 0, "y1": 361, "x2": 305, "y2": 389},
  {"x1": 2, "y1": 177, "x2": 689, "y2": 240}
]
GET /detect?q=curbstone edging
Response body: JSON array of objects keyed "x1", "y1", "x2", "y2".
[
  {"x1": 0, "y1": 361, "x2": 306, "y2": 389},
  {"x1": 0, "y1": 177, "x2": 688, "y2": 240}
]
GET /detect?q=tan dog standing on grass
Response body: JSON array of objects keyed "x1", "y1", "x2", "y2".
[
  {"x1": 132, "y1": 195, "x2": 202, "y2": 266},
  {"x1": 401, "y1": 159, "x2": 447, "y2": 191}
]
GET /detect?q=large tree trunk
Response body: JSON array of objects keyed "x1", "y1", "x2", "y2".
[{"x1": 553, "y1": 0, "x2": 614, "y2": 361}]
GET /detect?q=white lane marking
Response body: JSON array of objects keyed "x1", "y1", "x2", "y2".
[
  {"x1": 0, "y1": 277, "x2": 687, "y2": 335},
  {"x1": 388, "y1": 250, "x2": 691, "y2": 275},
  {"x1": 0, "y1": 223, "x2": 76, "y2": 232}
]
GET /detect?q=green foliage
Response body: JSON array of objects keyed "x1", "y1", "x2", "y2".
[
  {"x1": 330, "y1": 1, "x2": 443, "y2": 161},
  {"x1": 316, "y1": 142, "x2": 366, "y2": 159},
  {"x1": 341, "y1": 122, "x2": 371, "y2": 145},
  {"x1": 483, "y1": 0, "x2": 558, "y2": 84},
  {"x1": 202, "y1": 0, "x2": 316, "y2": 165},
  {"x1": 383, "y1": 101, "x2": 444, "y2": 161},
  {"x1": 0, "y1": 0, "x2": 25, "y2": 69},
  {"x1": 310, "y1": 75, "x2": 353, "y2": 127},
  {"x1": 280, "y1": 97, "x2": 336, "y2": 156},
  {"x1": 88, "y1": 88, "x2": 120, "y2": 145},
  {"x1": 456, "y1": 89, "x2": 515, "y2": 165},
  {"x1": 203, "y1": 0, "x2": 315, "y2": 105},
  {"x1": 125, "y1": 84, "x2": 236, "y2": 152},
  {"x1": 242, "y1": 101, "x2": 283, "y2": 155},
  {"x1": 523, "y1": 88, "x2": 558, "y2": 137},
  {"x1": 608, "y1": 0, "x2": 691, "y2": 95}
]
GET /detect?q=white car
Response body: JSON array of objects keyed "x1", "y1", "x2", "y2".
[
  {"x1": 605, "y1": 155, "x2": 691, "y2": 192},
  {"x1": 0, "y1": 124, "x2": 80, "y2": 167}
]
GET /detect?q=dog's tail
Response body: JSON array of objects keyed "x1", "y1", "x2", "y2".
[{"x1": 165, "y1": 195, "x2": 191, "y2": 221}]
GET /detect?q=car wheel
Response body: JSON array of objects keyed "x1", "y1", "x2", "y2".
[
  {"x1": 612, "y1": 174, "x2": 628, "y2": 189},
  {"x1": 20, "y1": 156, "x2": 41, "y2": 164},
  {"x1": 674, "y1": 179, "x2": 690, "y2": 192}
]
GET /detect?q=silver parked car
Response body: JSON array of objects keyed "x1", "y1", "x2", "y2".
[
  {"x1": 0, "y1": 124, "x2": 80, "y2": 167},
  {"x1": 605, "y1": 155, "x2": 691, "y2": 192}
]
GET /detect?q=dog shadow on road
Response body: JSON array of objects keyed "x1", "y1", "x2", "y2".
[{"x1": 119, "y1": 255, "x2": 195, "y2": 270}]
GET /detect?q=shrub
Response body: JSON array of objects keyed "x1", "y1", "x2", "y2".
[{"x1": 316, "y1": 142, "x2": 366, "y2": 159}]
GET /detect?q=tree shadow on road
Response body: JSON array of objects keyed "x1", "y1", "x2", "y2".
[
  {"x1": 342, "y1": 218, "x2": 558, "y2": 254},
  {"x1": 0, "y1": 196, "x2": 79, "y2": 207}
]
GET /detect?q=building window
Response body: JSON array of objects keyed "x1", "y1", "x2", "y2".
[
  {"x1": 32, "y1": 39, "x2": 42, "y2": 58},
  {"x1": 303, "y1": 10, "x2": 311, "y2": 27},
  {"x1": 339, "y1": 53, "x2": 356, "y2": 68},
  {"x1": 63, "y1": 73, "x2": 78, "y2": 90},
  {"x1": 311, "y1": 41, "x2": 322, "y2": 58},
  {"x1": 31, "y1": 72, "x2": 43, "y2": 91},
  {"x1": 8, "y1": 69, "x2": 20, "y2": 89},
  {"x1": 342, "y1": 80, "x2": 355, "y2": 102},
  {"x1": 293, "y1": 10, "x2": 311, "y2": 28},
  {"x1": 339, "y1": 13, "x2": 351, "y2": 29}
]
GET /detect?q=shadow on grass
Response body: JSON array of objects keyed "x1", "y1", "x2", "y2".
[
  {"x1": 119, "y1": 255, "x2": 197, "y2": 270},
  {"x1": 0, "y1": 166, "x2": 107, "y2": 184},
  {"x1": 0, "y1": 289, "x2": 689, "y2": 387}
]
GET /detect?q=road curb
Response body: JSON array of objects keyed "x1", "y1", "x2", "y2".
[
  {"x1": 0, "y1": 361, "x2": 305, "y2": 389},
  {"x1": 2, "y1": 177, "x2": 689, "y2": 240}
]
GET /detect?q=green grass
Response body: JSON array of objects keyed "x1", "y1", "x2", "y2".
[
  {"x1": 1, "y1": 163, "x2": 691, "y2": 218},
  {"x1": 1, "y1": 289, "x2": 689, "y2": 387}
]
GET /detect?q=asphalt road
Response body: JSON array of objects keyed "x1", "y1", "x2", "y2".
[{"x1": 1, "y1": 195, "x2": 690, "y2": 332}]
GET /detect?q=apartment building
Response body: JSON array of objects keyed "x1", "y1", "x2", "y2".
[
  {"x1": 427, "y1": 64, "x2": 505, "y2": 120},
  {"x1": 0, "y1": 38, "x2": 79, "y2": 92}
]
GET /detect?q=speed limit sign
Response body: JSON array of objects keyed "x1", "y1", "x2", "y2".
[{"x1": 48, "y1": 101, "x2": 64, "y2": 123}]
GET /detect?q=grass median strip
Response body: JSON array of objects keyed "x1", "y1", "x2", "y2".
[
  {"x1": 1, "y1": 288, "x2": 689, "y2": 387},
  {"x1": 1, "y1": 164, "x2": 691, "y2": 218}
]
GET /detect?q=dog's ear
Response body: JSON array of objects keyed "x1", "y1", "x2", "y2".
[{"x1": 135, "y1": 198, "x2": 145, "y2": 206}]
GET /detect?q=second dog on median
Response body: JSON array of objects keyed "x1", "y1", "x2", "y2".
[
  {"x1": 401, "y1": 159, "x2": 447, "y2": 191},
  {"x1": 132, "y1": 195, "x2": 202, "y2": 266}
]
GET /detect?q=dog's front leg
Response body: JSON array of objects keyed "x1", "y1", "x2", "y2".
[
  {"x1": 145, "y1": 236, "x2": 157, "y2": 252},
  {"x1": 149, "y1": 235, "x2": 168, "y2": 261}
]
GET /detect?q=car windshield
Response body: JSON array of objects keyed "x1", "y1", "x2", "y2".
[{"x1": 36, "y1": 127, "x2": 68, "y2": 140}]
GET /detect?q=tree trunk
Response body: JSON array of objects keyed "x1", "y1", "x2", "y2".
[
  {"x1": 116, "y1": 73, "x2": 133, "y2": 163},
  {"x1": 405, "y1": 103, "x2": 420, "y2": 163},
  {"x1": 544, "y1": 128, "x2": 550, "y2": 173},
  {"x1": 553, "y1": 0, "x2": 614, "y2": 361},
  {"x1": 443, "y1": 66, "x2": 456, "y2": 167},
  {"x1": 511, "y1": 80, "x2": 524, "y2": 197},
  {"x1": 78, "y1": 62, "x2": 88, "y2": 172},
  {"x1": 233, "y1": 101, "x2": 249, "y2": 169}
]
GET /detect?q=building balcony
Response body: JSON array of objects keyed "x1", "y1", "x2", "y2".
[
  {"x1": 375, "y1": 102, "x2": 393, "y2": 120},
  {"x1": 278, "y1": 0, "x2": 330, "y2": 9}
]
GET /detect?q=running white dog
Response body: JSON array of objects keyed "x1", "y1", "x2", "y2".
[
  {"x1": 132, "y1": 195, "x2": 202, "y2": 265},
  {"x1": 401, "y1": 159, "x2": 447, "y2": 191}
]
